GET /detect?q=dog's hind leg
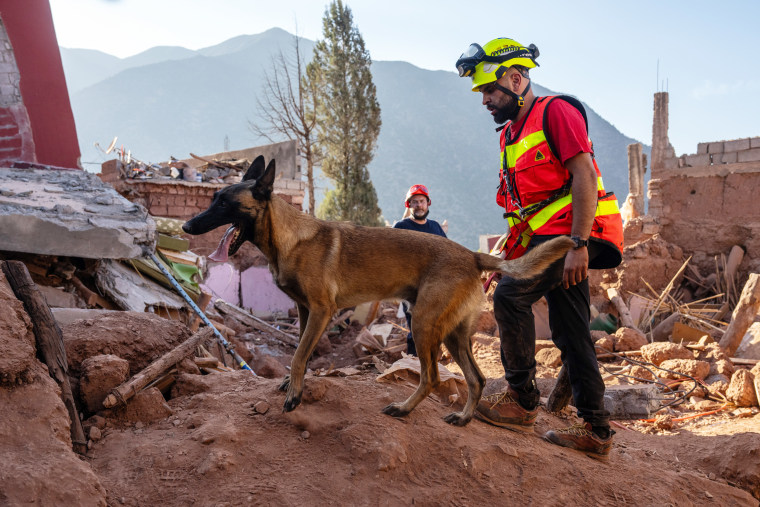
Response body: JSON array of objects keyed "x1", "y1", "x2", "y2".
[
  {"x1": 382, "y1": 314, "x2": 442, "y2": 418},
  {"x1": 279, "y1": 303, "x2": 310, "y2": 393},
  {"x1": 282, "y1": 306, "x2": 332, "y2": 412},
  {"x1": 442, "y1": 315, "x2": 485, "y2": 426}
]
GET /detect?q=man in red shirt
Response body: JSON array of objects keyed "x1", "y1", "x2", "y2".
[{"x1": 456, "y1": 38, "x2": 623, "y2": 457}]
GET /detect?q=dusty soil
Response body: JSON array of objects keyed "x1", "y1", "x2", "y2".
[{"x1": 1, "y1": 290, "x2": 759, "y2": 505}]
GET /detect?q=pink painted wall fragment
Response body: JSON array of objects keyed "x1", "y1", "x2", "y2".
[
  {"x1": 241, "y1": 266, "x2": 295, "y2": 316},
  {"x1": 200, "y1": 263, "x2": 240, "y2": 306}
]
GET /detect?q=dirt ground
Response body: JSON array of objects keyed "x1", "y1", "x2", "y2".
[{"x1": 1, "y1": 293, "x2": 759, "y2": 505}]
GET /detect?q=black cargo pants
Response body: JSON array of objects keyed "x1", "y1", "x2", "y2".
[{"x1": 492, "y1": 236, "x2": 609, "y2": 428}]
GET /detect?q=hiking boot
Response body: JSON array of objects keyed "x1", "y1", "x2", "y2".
[
  {"x1": 543, "y1": 422, "x2": 614, "y2": 457},
  {"x1": 475, "y1": 389, "x2": 538, "y2": 432}
]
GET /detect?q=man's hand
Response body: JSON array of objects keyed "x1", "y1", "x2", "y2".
[{"x1": 563, "y1": 247, "x2": 588, "y2": 289}]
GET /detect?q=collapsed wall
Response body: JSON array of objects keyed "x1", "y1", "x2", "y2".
[{"x1": 646, "y1": 92, "x2": 760, "y2": 277}]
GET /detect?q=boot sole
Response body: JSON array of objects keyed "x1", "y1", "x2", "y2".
[
  {"x1": 474, "y1": 412, "x2": 535, "y2": 433},
  {"x1": 542, "y1": 435, "x2": 611, "y2": 459}
]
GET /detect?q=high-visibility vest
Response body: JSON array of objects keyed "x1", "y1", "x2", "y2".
[{"x1": 497, "y1": 95, "x2": 623, "y2": 269}]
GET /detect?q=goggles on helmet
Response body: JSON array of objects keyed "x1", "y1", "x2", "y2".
[{"x1": 455, "y1": 42, "x2": 540, "y2": 77}]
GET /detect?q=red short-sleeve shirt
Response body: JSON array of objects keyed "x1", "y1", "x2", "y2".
[{"x1": 510, "y1": 97, "x2": 592, "y2": 164}]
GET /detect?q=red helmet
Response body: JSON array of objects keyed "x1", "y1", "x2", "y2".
[{"x1": 405, "y1": 184, "x2": 430, "y2": 207}]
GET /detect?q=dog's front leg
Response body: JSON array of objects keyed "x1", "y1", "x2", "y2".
[
  {"x1": 282, "y1": 307, "x2": 332, "y2": 412},
  {"x1": 279, "y1": 303, "x2": 310, "y2": 393}
]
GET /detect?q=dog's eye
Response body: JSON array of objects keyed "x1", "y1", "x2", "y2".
[{"x1": 218, "y1": 200, "x2": 227, "y2": 208}]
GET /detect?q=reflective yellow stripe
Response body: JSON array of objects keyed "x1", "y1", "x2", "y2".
[
  {"x1": 503, "y1": 131, "x2": 547, "y2": 167},
  {"x1": 597, "y1": 176, "x2": 605, "y2": 192},
  {"x1": 524, "y1": 193, "x2": 621, "y2": 231},
  {"x1": 527, "y1": 194, "x2": 572, "y2": 230},
  {"x1": 596, "y1": 197, "x2": 621, "y2": 215}
]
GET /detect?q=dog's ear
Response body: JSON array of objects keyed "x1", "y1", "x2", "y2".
[
  {"x1": 252, "y1": 158, "x2": 275, "y2": 200},
  {"x1": 243, "y1": 155, "x2": 266, "y2": 181}
]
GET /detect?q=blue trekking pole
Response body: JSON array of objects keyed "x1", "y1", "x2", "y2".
[{"x1": 148, "y1": 252, "x2": 256, "y2": 376}]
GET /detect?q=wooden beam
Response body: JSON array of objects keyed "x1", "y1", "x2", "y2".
[
  {"x1": 2, "y1": 261, "x2": 87, "y2": 454},
  {"x1": 546, "y1": 364, "x2": 572, "y2": 413},
  {"x1": 103, "y1": 328, "x2": 213, "y2": 408},
  {"x1": 607, "y1": 287, "x2": 635, "y2": 329},
  {"x1": 719, "y1": 273, "x2": 760, "y2": 356},
  {"x1": 214, "y1": 299, "x2": 299, "y2": 347}
]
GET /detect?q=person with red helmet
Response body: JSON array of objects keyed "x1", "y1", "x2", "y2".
[
  {"x1": 393, "y1": 184, "x2": 447, "y2": 355},
  {"x1": 456, "y1": 38, "x2": 623, "y2": 457}
]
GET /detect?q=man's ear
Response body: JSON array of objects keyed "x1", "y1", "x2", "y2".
[
  {"x1": 243, "y1": 155, "x2": 265, "y2": 181},
  {"x1": 252, "y1": 159, "x2": 275, "y2": 200}
]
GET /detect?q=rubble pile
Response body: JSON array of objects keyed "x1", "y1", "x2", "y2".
[{"x1": 104, "y1": 151, "x2": 249, "y2": 184}]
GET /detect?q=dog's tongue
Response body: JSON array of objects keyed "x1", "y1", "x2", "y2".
[{"x1": 208, "y1": 225, "x2": 237, "y2": 262}]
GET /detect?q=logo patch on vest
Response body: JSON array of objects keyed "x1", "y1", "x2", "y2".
[{"x1": 535, "y1": 150, "x2": 545, "y2": 162}]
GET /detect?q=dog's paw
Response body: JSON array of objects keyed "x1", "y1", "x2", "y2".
[
  {"x1": 282, "y1": 395, "x2": 301, "y2": 413},
  {"x1": 443, "y1": 411, "x2": 472, "y2": 427},
  {"x1": 278, "y1": 375, "x2": 291, "y2": 392},
  {"x1": 381, "y1": 402, "x2": 410, "y2": 418}
]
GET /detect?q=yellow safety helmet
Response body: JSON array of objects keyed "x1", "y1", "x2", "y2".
[{"x1": 456, "y1": 38, "x2": 539, "y2": 92}]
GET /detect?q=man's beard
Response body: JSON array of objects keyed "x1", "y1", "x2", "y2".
[
  {"x1": 412, "y1": 209, "x2": 429, "y2": 220},
  {"x1": 492, "y1": 97, "x2": 520, "y2": 124}
]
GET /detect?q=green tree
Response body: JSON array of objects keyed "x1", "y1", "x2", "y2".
[{"x1": 309, "y1": 0, "x2": 383, "y2": 226}]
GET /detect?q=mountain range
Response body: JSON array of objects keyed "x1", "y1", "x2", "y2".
[{"x1": 60, "y1": 27, "x2": 647, "y2": 249}]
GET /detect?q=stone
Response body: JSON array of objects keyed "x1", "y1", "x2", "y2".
[
  {"x1": 710, "y1": 359, "x2": 735, "y2": 378},
  {"x1": 723, "y1": 138, "x2": 750, "y2": 152},
  {"x1": 475, "y1": 310, "x2": 498, "y2": 335},
  {"x1": 704, "y1": 374, "x2": 730, "y2": 396},
  {"x1": 603, "y1": 384, "x2": 661, "y2": 419},
  {"x1": 590, "y1": 330, "x2": 610, "y2": 343},
  {"x1": 89, "y1": 426, "x2": 102, "y2": 442},
  {"x1": 536, "y1": 347, "x2": 562, "y2": 368},
  {"x1": 752, "y1": 364, "x2": 760, "y2": 403},
  {"x1": 658, "y1": 359, "x2": 710, "y2": 380},
  {"x1": 251, "y1": 354, "x2": 288, "y2": 379},
  {"x1": 595, "y1": 336, "x2": 614, "y2": 353},
  {"x1": 736, "y1": 322, "x2": 760, "y2": 360},
  {"x1": 535, "y1": 339, "x2": 556, "y2": 353},
  {"x1": 114, "y1": 387, "x2": 173, "y2": 423},
  {"x1": 640, "y1": 342, "x2": 693, "y2": 366},
  {"x1": 613, "y1": 327, "x2": 648, "y2": 352},
  {"x1": 630, "y1": 365, "x2": 655, "y2": 381},
  {"x1": 79, "y1": 354, "x2": 130, "y2": 413},
  {"x1": 726, "y1": 369, "x2": 758, "y2": 407},
  {"x1": 253, "y1": 400, "x2": 270, "y2": 414}
]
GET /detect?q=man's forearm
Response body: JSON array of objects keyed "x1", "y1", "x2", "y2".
[{"x1": 566, "y1": 153, "x2": 597, "y2": 239}]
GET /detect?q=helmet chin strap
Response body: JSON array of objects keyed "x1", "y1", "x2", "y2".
[{"x1": 495, "y1": 79, "x2": 532, "y2": 109}]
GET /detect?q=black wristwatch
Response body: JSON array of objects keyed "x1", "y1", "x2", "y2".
[{"x1": 570, "y1": 235, "x2": 588, "y2": 249}]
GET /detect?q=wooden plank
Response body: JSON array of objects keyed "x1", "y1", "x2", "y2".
[
  {"x1": 546, "y1": 364, "x2": 572, "y2": 413},
  {"x1": 103, "y1": 328, "x2": 213, "y2": 408},
  {"x1": 607, "y1": 287, "x2": 635, "y2": 329},
  {"x1": 157, "y1": 234, "x2": 190, "y2": 252},
  {"x1": 719, "y1": 273, "x2": 760, "y2": 356},
  {"x1": 671, "y1": 321, "x2": 712, "y2": 343},
  {"x1": 214, "y1": 299, "x2": 298, "y2": 347},
  {"x1": 157, "y1": 248, "x2": 199, "y2": 267},
  {"x1": 2, "y1": 261, "x2": 87, "y2": 454},
  {"x1": 190, "y1": 291, "x2": 213, "y2": 332}
]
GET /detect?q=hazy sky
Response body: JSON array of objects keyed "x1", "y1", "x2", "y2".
[{"x1": 49, "y1": 0, "x2": 760, "y2": 155}]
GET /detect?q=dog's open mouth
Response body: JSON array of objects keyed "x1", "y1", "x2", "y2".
[{"x1": 208, "y1": 224, "x2": 244, "y2": 262}]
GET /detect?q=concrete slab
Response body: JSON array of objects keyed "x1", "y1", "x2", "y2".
[
  {"x1": 0, "y1": 166, "x2": 155, "y2": 258},
  {"x1": 603, "y1": 383, "x2": 661, "y2": 419}
]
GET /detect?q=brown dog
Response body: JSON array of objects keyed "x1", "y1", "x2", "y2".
[{"x1": 183, "y1": 156, "x2": 573, "y2": 425}]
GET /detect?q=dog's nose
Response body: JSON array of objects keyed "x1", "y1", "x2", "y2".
[{"x1": 181, "y1": 222, "x2": 192, "y2": 233}]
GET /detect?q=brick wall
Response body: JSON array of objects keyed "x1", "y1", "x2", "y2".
[
  {"x1": 111, "y1": 177, "x2": 305, "y2": 258},
  {"x1": 0, "y1": 18, "x2": 34, "y2": 163}
]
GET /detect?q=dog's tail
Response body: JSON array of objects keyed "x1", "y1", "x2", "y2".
[{"x1": 475, "y1": 236, "x2": 575, "y2": 279}]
